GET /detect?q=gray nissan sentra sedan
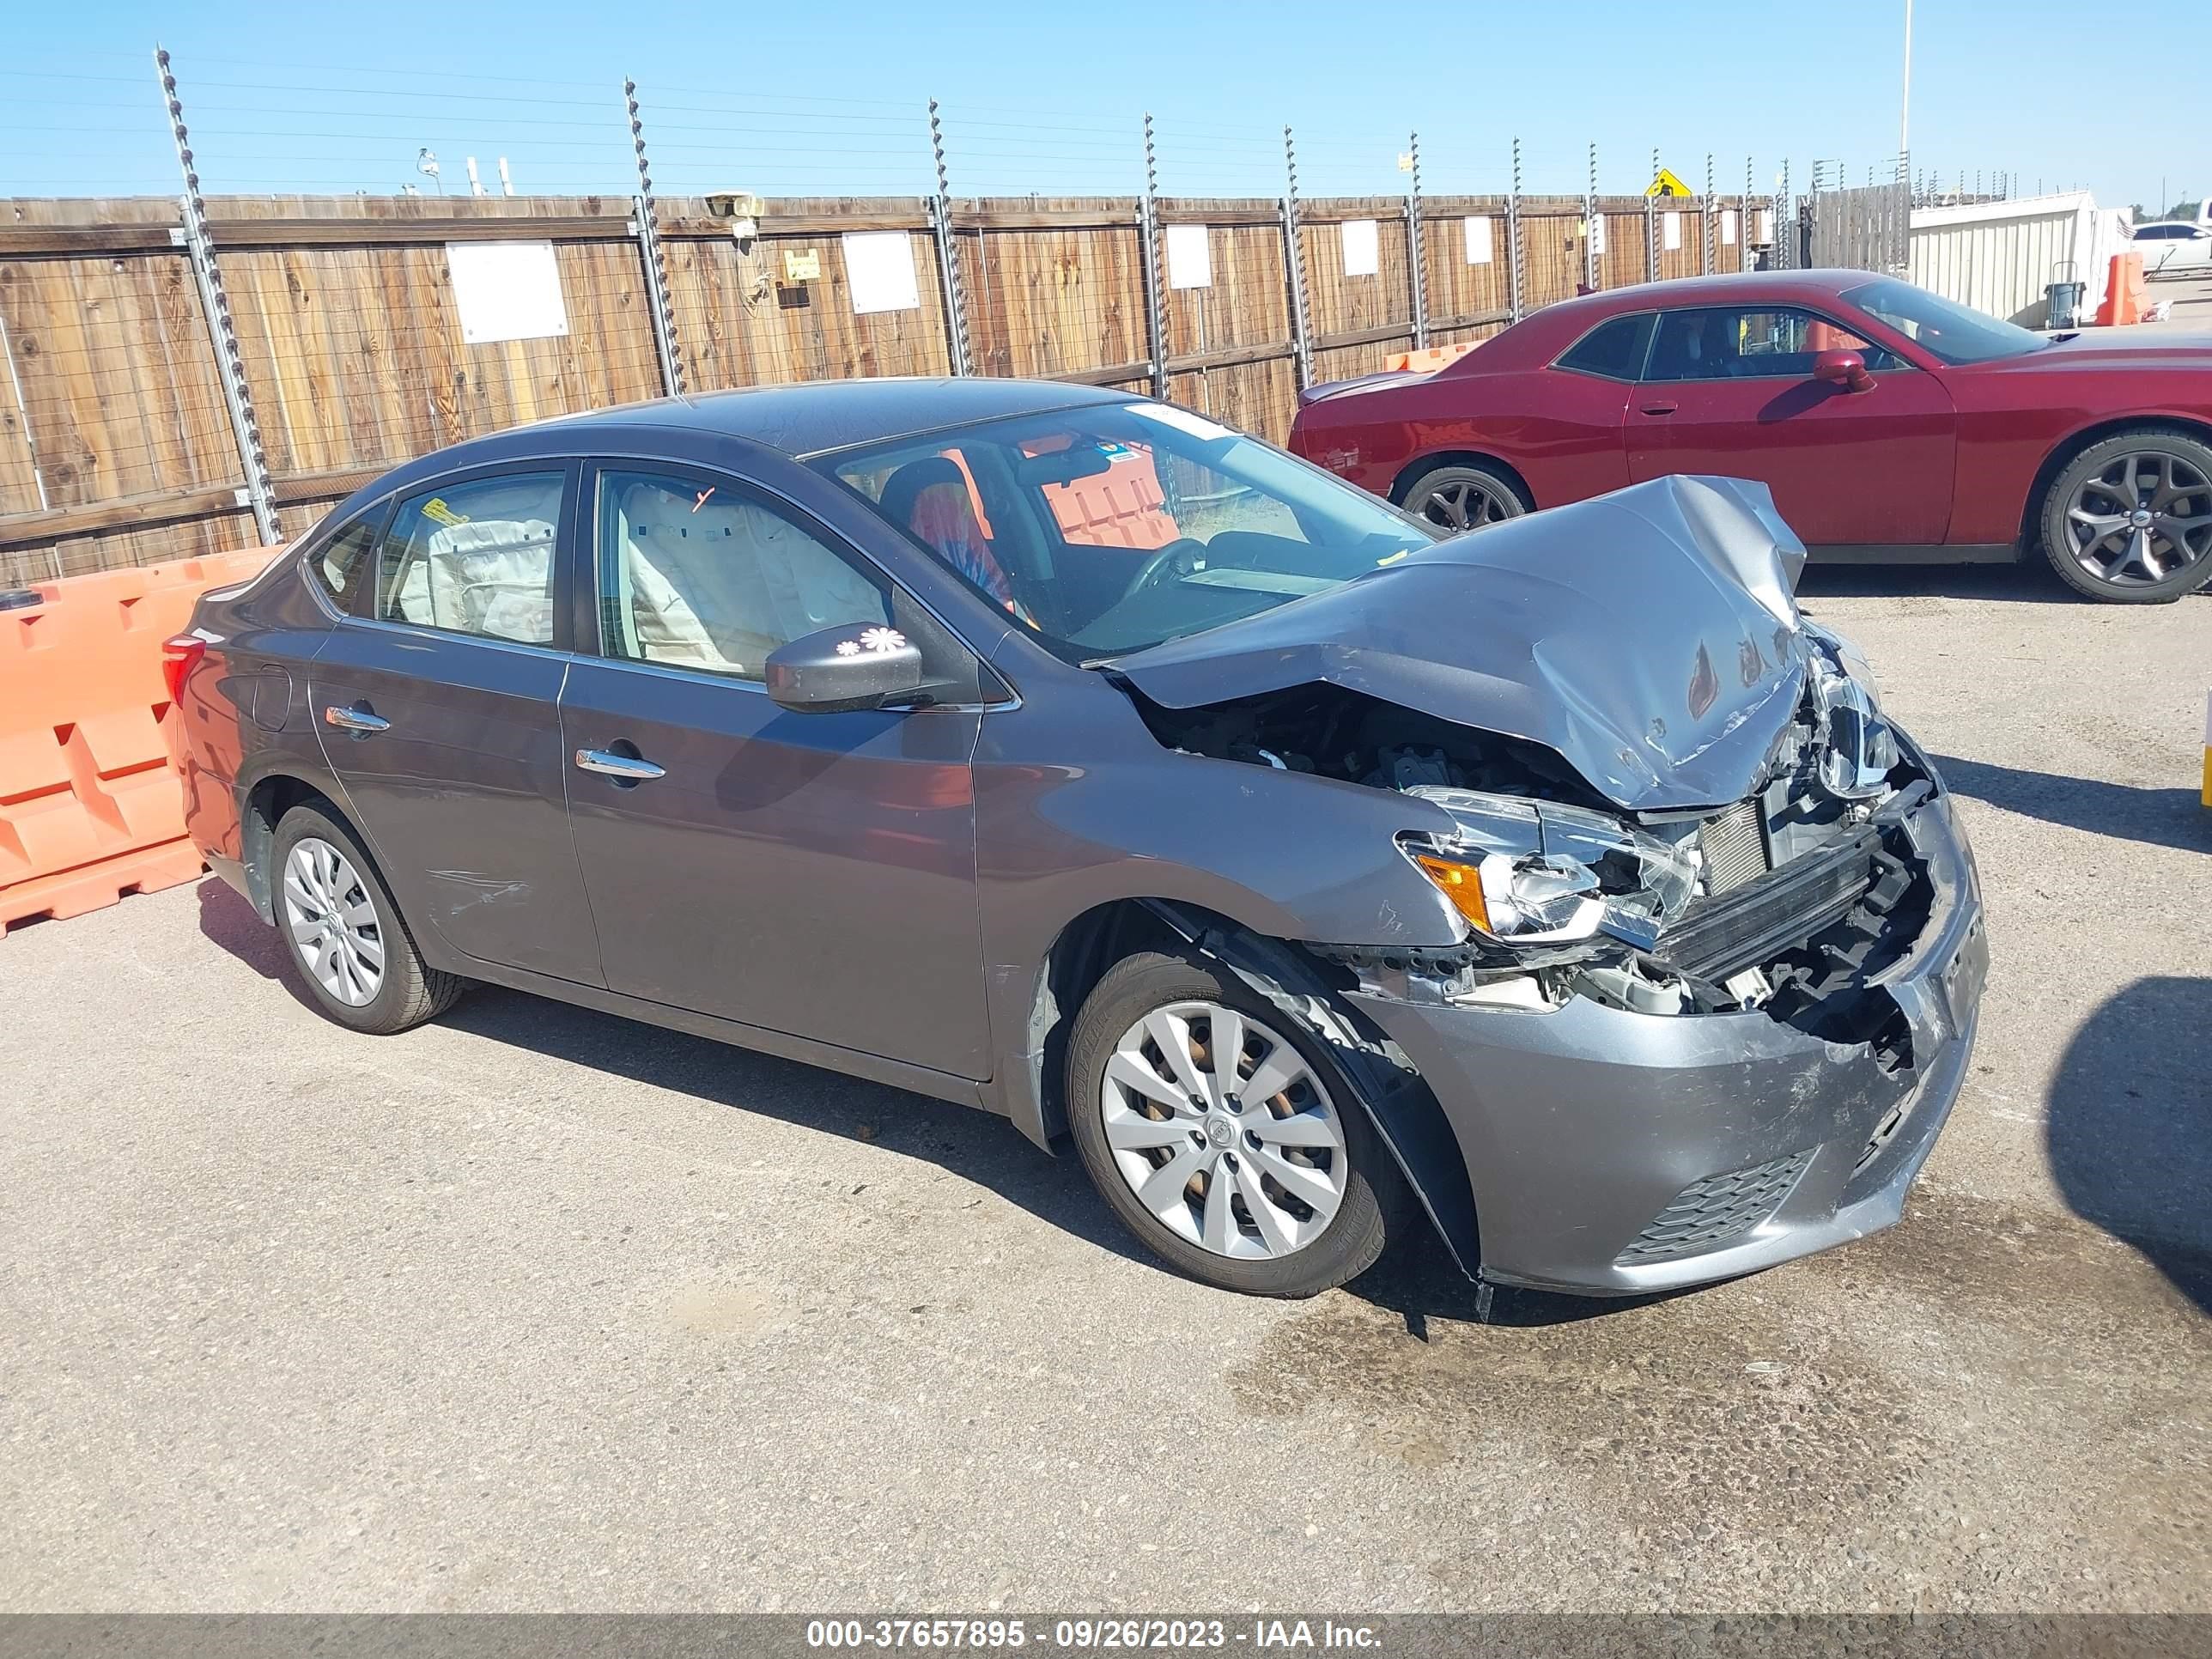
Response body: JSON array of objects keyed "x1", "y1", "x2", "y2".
[{"x1": 170, "y1": 378, "x2": 1987, "y2": 1300}]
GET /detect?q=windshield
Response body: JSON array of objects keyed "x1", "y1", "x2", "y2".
[
  {"x1": 1841, "y1": 276, "x2": 2051, "y2": 365},
  {"x1": 817, "y1": 401, "x2": 1435, "y2": 659}
]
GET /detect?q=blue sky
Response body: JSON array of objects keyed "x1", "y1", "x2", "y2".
[{"x1": 3, "y1": 0, "x2": 2203, "y2": 211}]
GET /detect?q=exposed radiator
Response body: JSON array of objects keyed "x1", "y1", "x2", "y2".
[{"x1": 1698, "y1": 798, "x2": 1771, "y2": 895}]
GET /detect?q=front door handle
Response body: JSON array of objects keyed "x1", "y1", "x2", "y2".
[
  {"x1": 323, "y1": 703, "x2": 390, "y2": 734},
  {"x1": 1638, "y1": 399, "x2": 1680, "y2": 416},
  {"x1": 574, "y1": 747, "x2": 665, "y2": 782}
]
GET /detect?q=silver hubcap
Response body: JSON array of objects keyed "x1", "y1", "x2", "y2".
[
  {"x1": 1100, "y1": 1000, "x2": 1347, "y2": 1260},
  {"x1": 2063, "y1": 449, "x2": 2212, "y2": 586},
  {"x1": 1420, "y1": 476, "x2": 1516, "y2": 532},
  {"x1": 282, "y1": 838, "x2": 385, "y2": 1006}
]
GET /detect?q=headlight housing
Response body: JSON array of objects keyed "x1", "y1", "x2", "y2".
[
  {"x1": 1803, "y1": 623, "x2": 1899, "y2": 800},
  {"x1": 1400, "y1": 787, "x2": 1696, "y2": 951}
]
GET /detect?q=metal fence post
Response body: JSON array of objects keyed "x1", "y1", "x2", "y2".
[
  {"x1": 1743, "y1": 156, "x2": 1754, "y2": 270},
  {"x1": 155, "y1": 47, "x2": 278, "y2": 547},
  {"x1": 1282, "y1": 127, "x2": 1313, "y2": 391},
  {"x1": 1507, "y1": 137, "x2": 1523, "y2": 322},
  {"x1": 1644, "y1": 147, "x2": 1658, "y2": 282},
  {"x1": 623, "y1": 78, "x2": 684, "y2": 398},
  {"x1": 1407, "y1": 131, "x2": 1428, "y2": 349},
  {"x1": 1583, "y1": 143, "x2": 1599, "y2": 292},
  {"x1": 1778, "y1": 159, "x2": 1792, "y2": 269},
  {"x1": 1139, "y1": 112, "x2": 1169, "y2": 398},
  {"x1": 927, "y1": 100, "x2": 974, "y2": 377},
  {"x1": 1702, "y1": 154, "x2": 1715, "y2": 276}
]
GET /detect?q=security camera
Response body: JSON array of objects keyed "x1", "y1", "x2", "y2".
[{"x1": 703, "y1": 190, "x2": 764, "y2": 252}]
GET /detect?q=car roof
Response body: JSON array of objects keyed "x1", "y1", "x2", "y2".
[
  {"x1": 1544, "y1": 269, "x2": 1883, "y2": 319},
  {"x1": 528, "y1": 376, "x2": 1139, "y2": 459}
]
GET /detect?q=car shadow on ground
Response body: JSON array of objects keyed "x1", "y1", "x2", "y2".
[
  {"x1": 1793, "y1": 562, "x2": 2069, "y2": 604},
  {"x1": 1930, "y1": 753, "x2": 2212, "y2": 852},
  {"x1": 1345, "y1": 1246, "x2": 1688, "y2": 1335},
  {"x1": 194, "y1": 877, "x2": 1770, "y2": 1328},
  {"x1": 2045, "y1": 975, "x2": 2212, "y2": 1316},
  {"x1": 197, "y1": 876, "x2": 1158, "y2": 1274}
]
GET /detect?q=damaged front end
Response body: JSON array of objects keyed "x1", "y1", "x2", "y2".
[{"x1": 1108, "y1": 475, "x2": 1987, "y2": 1291}]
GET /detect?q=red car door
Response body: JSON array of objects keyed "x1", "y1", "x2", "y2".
[{"x1": 1623, "y1": 304, "x2": 1959, "y2": 548}]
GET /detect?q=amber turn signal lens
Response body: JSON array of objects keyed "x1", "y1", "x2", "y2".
[{"x1": 1413, "y1": 853, "x2": 1492, "y2": 934}]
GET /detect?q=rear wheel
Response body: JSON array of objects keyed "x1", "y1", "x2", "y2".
[
  {"x1": 2038, "y1": 428, "x2": 2212, "y2": 603},
  {"x1": 272, "y1": 805, "x2": 464, "y2": 1035},
  {"x1": 1065, "y1": 951, "x2": 1401, "y2": 1297},
  {"x1": 1398, "y1": 461, "x2": 1528, "y2": 534}
]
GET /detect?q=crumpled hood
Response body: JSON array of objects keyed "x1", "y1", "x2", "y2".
[{"x1": 1110, "y1": 474, "x2": 1813, "y2": 812}]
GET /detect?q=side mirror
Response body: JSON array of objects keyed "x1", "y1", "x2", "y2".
[
  {"x1": 764, "y1": 622, "x2": 926, "y2": 714},
  {"x1": 1813, "y1": 349, "x2": 1875, "y2": 393}
]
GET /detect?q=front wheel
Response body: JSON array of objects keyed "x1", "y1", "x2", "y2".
[
  {"x1": 1065, "y1": 951, "x2": 1401, "y2": 1297},
  {"x1": 1397, "y1": 461, "x2": 1528, "y2": 535},
  {"x1": 2038, "y1": 428, "x2": 2212, "y2": 603}
]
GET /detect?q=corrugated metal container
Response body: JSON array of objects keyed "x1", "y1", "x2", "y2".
[{"x1": 1907, "y1": 192, "x2": 2125, "y2": 327}]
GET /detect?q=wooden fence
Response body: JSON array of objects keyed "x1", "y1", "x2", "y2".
[{"x1": 0, "y1": 187, "x2": 1771, "y2": 585}]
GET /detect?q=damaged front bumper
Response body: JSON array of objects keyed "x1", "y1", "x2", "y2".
[{"x1": 1345, "y1": 787, "x2": 1987, "y2": 1295}]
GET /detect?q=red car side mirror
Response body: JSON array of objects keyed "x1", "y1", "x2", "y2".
[{"x1": 1813, "y1": 349, "x2": 1875, "y2": 392}]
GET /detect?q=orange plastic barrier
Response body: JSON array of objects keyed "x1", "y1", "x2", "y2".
[
  {"x1": 1384, "y1": 342, "x2": 1478, "y2": 374},
  {"x1": 2095, "y1": 252, "x2": 2148, "y2": 326},
  {"x1": 1042, "y1": 441, "x2": 1178, "y2": 550},
  {"x1": 0, "y1": 546, "x2": 282, "y2": 937}
]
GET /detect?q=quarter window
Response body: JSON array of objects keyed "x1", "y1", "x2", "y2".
[
  {"x1": 596, "y1": 470, "x2": 889, "y2": 682},
  {"x1": 1554, "y1": 313, "x2": 1656, "y2": 380},
  {"x1": 374, "y1": 471, "x2": 564, "y2": 644},
  {"x1": 1644, "y1": 306, "x2": 1907, "y2": 382},
  {"x1": 307, "y1": 513, "x2": 380, "y2": 611}
]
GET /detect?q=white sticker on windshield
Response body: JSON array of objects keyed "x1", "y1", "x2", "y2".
[{"x1": 1130, "y1": 403, "x2": 1237, "y2": 442}]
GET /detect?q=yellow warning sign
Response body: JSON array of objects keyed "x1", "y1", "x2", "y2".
[{"x1": 1647, "y1": 167, "x2": 1693, "y2": 198}]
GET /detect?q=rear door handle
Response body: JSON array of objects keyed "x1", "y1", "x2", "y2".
[
  {"x1": 323, "y1": 703, "x2": 390, "y2": 734},
  {"x1": 574, "y1": 747, "x2": 665, "y2": 782},
  {"x1": 1638, "y1": 399, "x2": 1679, "y2": 416}
]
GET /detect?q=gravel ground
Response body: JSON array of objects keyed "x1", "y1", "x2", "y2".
[{"x1": 1, "y1": 567, "x2": 2206, "y2": 1614}]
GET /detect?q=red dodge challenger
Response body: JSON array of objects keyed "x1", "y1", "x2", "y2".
[{"x1": 1287, "y1": 270, "x2": 2212, "y2": 603}]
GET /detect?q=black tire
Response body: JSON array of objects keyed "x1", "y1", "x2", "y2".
[
  {"x1": 1397, "y1": 460, "x2": 1528, "y2": 535},
  {"x1": 2036, "y1": 427, "x2": 2212, "y2": 604},
  {"x1": 270, "y1": 804, "x2": 465, "y2": 1035},
  {"x1": 1065, "y1": 951, "x2": 1403, "y2": 1297}
]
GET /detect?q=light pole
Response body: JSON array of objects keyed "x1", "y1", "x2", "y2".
[{"x1": 1899, "y1": 0, "x2": 1913, "y2": 173}]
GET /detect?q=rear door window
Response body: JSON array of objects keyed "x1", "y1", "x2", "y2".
[{"x1": 373, "y1": 471, "x2": 567, "y2": 645}]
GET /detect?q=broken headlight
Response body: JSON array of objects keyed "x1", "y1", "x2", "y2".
[
  {"x1": 1803, "y1": 623, "x2": 1899, "y2": 800},
  {"x1": 1400, "y1": 787, "x2": 1695, "y2": 951}
]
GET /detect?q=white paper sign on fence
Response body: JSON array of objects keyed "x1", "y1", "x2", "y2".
[
  {"x1": 1757, "y1": 209, "x2": 1775, "y2": 243},
  {"x1": 1341, "y1": 218, "x2": 1379, "y2": 277},
  {"x1": 447, "y1": 241, "x2": 569, "y2": 344},
  {"x1": 1663, "y1": 212, "x2": 1682, "y2": 251},
  {"x1": 1463, "y1": 215, "x2": 1492, "y2": 264},
  {"x1": 1165, "y1": 223, "x2": 1212, "y2": 289},
  {"x1": 842, "y1": 232, "x2": 921, "y2": 314},
  {"x1": 1721, "y1": 209, "x2": 1738, "y2": 246}
]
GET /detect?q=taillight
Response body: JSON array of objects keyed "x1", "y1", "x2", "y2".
[{"x1": 161, "y1": 634, "x2": 206, "y2": 707}]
